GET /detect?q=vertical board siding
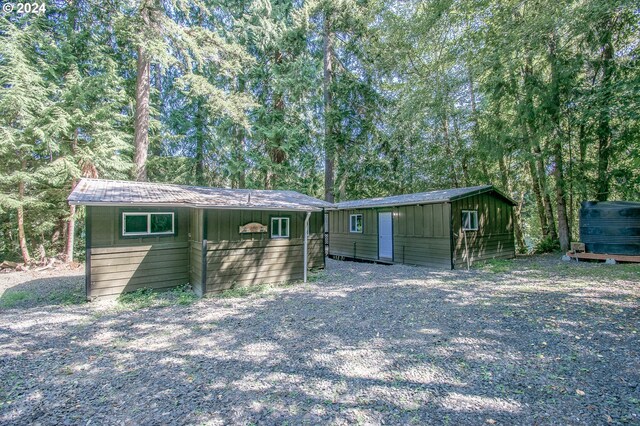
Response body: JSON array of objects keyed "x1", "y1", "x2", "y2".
[
  {"x1": 393, "y1": 203, "x2": 452, "y2": 268},
  {"x1": 451, "y1": 193, "x2": 515, "y2": 267},
  {"x1": 203, "y1": 210, "x2": 324, "y2": 294},
  {"x1": 328, "y1": 209, "x2": 379, "y2": 261},
  {"x1": 88, "y1": 206, "x2": 190, "y2": 299},
  {"x1": 329, "y1": 204, "x2": 452, "y2": 268}
]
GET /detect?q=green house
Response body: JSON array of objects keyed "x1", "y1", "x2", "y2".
[
  {"x1": 68, "y1": 179, "x2": 331, "y2": 300},
  {"x1": 327, "y1": 185, "x2": 516, "y2": 269}
]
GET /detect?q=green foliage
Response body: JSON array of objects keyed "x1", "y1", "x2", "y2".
[
  {"x1": 118, "y1": 288, "x2": 158, "y2": 309},
  {"x1": 0, "y1": 286, "x2": 84, "y2": 309},
  {"x1": 0, "y1": 291, "x2": 32, "y2": 308},
  {"x1": 216, "y1": 284, "x2": 270, "y2": 299},
  {"x1": 535, "y1": 237, "x2": 561, "y2": 254},
  {"x1": 477, "y1": 259, "x2": 515, "y2": 274},
  {"x1": 117, "y1": 284, "x2": 196, "y2": 309},
  {"x1": 1, "y1": 0, "x2": 639, "y2": 260}
]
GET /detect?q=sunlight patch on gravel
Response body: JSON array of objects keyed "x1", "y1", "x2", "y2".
[
  {"x1": 439, "y1": 392, "x2": 522, "y2": 412},
  {"x1": 1, "y1": 256, "x2": 638, "y2": 425}
]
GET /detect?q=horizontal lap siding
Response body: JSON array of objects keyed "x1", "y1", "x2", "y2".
[
  {"x1": 89, "y1": 243, "x2": 190, "y2": 298},
  {"x1": 88, "y1": 207, "x2": 191, "y2": 299},
  {"x1": 204, "y1": 210, "x2": 323, "y2": 294},
  {"x1": 328, "y1": 209, "x2": 378, "y2": 261},
  {"x1": 452, "y1": 193, "x2": 515, "y2": 267},
  {"x1": 189, "y1": 209, "x2": 204, "y2": 296}
]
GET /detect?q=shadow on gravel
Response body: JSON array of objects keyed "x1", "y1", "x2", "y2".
[
  {"x1": 1, "y1": 259, "x2": 639, "y2": 425},
  {"x1": 0, "y1": 276, "x2": 84, "y2": 309}
]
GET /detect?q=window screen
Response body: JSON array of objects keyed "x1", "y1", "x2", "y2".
[
  {"x1": 349, "y1": 214, "x2": 363, "y2": 233},
  {"x1": 271, "y1": 217, "x2": 290, "y2": 238},
  {"x1": 124, "y1": 214, "x2": 148, "y2": 234},
  {"x1": 150, "y1": 213, "x2": 173, "y2": 233},
  {"x1": 122, "y1": 212, "x2": 175, "y2": 236},
  {"x1": 462, "y1": 210, "x2": 478, "y2": 231}
]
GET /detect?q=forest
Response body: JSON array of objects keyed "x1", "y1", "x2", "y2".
[{"x1": 0, "y1": 0, "x2": 638, "y2": 264}]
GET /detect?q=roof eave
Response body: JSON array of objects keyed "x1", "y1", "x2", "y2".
[
  {"x1": 332, "y1": 198, "x2": 454, "y2": 210},
  {"x1": 67, "y1": 200, "x2": 323, "y2": 212},
  {"x1": 449, "y1": 186, "x2": 516, "y2": 206}
]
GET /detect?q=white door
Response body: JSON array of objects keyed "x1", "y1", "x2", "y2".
[{"x1": 378, "y1": 212, "x2": 393, "y2": 260}]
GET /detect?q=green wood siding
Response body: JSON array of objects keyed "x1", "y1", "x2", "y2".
[
  {"x1": 451, "y1": 193, "x2": 515, "y2": 266},
  {"x1": 203, "y1": 210, "x2": 324, "y2": 294},
  {"x1": 87, "y1": 206, "x2": 323, "y2": 298},
  {"x1": 189, "y1": 209, "x2": 204, "y2": 296},
  {"x1": 328, "y1": 204, "x2": 452, "y2": 268},
  {"x1": 328, "y1": 209, "x2": 379, "y2": 261},
  {"x1": 393, "y1": 204, "x2": 451, "y2": 268},
  {"x1": 87, "y1": 207, "x2": 190, "y2": 299}
]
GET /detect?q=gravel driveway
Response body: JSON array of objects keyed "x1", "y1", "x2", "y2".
[{"x1": 1, "y1": 256, "x2": 639, "y2": 425}]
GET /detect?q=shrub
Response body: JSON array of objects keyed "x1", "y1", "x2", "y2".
[
  {"x1": 535, "y1": 237, "x2": 560, "y2": 254},
  {"x1": 117, "y1": 288, "x2": 157, "y2": 309}
]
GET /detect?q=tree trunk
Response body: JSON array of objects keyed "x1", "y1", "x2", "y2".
[
  {"x1": 528, "y1": 158, "x2": 549, "y2": 238},
  {"x1": 133, "y1": 7, "x2": 151, "y2": 182},
  {"x1": 234, "y1": 125, "x2": 246, "y2": 189},
  {"x1": 522, "y1": 55, "x2": 556, "y2": 241},
  {"x1": 578, "y1": 123, "x2": 588, "y2": 202},
  {"x1": 442, "y1": 115, "x2": 458, "y2": 187},
  {"x1": 64, "y1": 129, "x2": 79, "y2": 263},
  {"x1": 499, "y1": 156, "x2": 526, "y2": 253},
  {"x1": 532, "y1": 143, "x2": 557, "y2": 240},
  {"x1": 514, "y1": 193, "x2": 527, "y2": 253},
  {"x1": 548, "y1": 34, "x2": 571, "y2": 252},
  {"x1": 233, "y1": 77, "x2": 246, "y2": 189},
  {"x1": 595, "y1": 22, "x2": 614, "y2": 201},
  {"x1": 266, "y1": 52, "x2": 286, "y2": 190},
  {"x1": 64, "y1": 179, "x2": 78, "y2": 263},
  {"x1": 65, "y1": 204, "x2": 76, "y2": 263},
  {"x1": 18, "y1": 160, "x2": 30, "y2": 264},
  {"x1": 323, "y1": 11, "x2": 335, "y2": 202},
  {"x1": 194, "y1": 98, "x2": 205, "y2": 185}
]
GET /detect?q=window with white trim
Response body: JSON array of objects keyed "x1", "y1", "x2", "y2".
[
  {"x1": 349, "y1": 214, "x2": 363, "y2": 233},
  {"x1": 122, "y1": 212, "x2": 175, "y2": 236},
  {"x1": 462, "y1": 210, "x2": 478, "y2": 231},
  {"x1": 270, "y1": 217, "x2": 290, "y2": 238}
]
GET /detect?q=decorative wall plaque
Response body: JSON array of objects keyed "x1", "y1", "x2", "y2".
[{"x1": 239, "y1": 222, "x2": 267, "y2": 233}]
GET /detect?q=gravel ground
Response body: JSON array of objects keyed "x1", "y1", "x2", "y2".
[{"x1": 1, "y1": 256, "x2": 639, "y2": 425}]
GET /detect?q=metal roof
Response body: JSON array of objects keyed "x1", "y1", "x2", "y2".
[
  {"x1": 68, "y1": 179, "x2": 333, "y2": 211},
  {"x1": 334, "y1": 185, "x2": 516, "y2": 209}
]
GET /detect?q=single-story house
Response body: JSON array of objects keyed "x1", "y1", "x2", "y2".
[
  {"x1": 68, "y1": 179, "x2": 331, "y2": 299},
  {"x1": 327, "y1": 185, "x2": 516, "y2": 269}
]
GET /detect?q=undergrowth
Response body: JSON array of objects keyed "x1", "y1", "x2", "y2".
[{"x1": 117, "y1": 284, "x2": 197, "y2": 309}]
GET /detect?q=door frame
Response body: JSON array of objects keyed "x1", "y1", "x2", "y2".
[{"x1": 377, "y1": 210, "x2": 394, "y2": 261}]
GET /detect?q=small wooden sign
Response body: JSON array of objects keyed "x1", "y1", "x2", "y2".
[{"x1": 239, "y1": 222, "x2": 267, "y2": 233}]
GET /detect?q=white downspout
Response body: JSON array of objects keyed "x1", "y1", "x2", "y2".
[{"x1": 303, "y1": 211, "x2": 311, "y2": 283}]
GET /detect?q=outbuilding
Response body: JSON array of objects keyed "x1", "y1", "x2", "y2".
[
  {"x1": 68, "y1": 179, "x2": 331, "y2": 299},
  {"x1": 327, "y1": 185, "x2": 516, "y2": 269}
]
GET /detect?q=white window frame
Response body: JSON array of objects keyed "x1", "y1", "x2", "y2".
[
  {"x1": 462, "y1": 210, "x2": 478, "y2": 231},
  {"x1": 270, "y1": 217, "x2": 290, "y2": 239},
  {"x1": 122, "y1": 212, "x2": 175, "y2": 236},
  {"x1": 349, "y1": 214, "x2": 363, "y2": 233}
]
